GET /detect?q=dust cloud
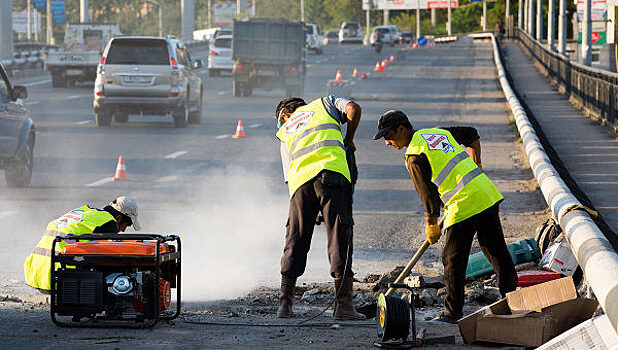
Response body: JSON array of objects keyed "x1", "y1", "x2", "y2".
[{"x1": 147, "y1": 166, "x2": 290, "y2": 301}]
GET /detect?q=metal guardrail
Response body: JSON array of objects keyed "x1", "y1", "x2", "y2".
[
  {"x1": 486, "y1": 31, "x2": 618, "y2": 334},
  {"x1": 513, "y1": 27, "x2": 618, "y2": 133}
]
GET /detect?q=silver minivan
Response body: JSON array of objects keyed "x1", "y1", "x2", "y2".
[{"x1": 94, "y1": 36, "x2": 204, "y2": 127}]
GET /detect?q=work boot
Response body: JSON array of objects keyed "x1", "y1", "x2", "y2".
[
  {"x1": 334, "y1": 278, "x2": 366, "y2": 321},
  {"x1": 277, "y1": 275, "x2": 297, "y2": 318}
]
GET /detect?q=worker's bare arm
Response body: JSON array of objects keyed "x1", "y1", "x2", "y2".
[
  {"x1": 466, "y1": 139, "x2": 482, "y2": 169},
  {"x1": 343, "y1": 102, "x2": 361, "y2": 151}
]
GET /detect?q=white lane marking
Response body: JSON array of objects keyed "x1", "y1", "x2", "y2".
[
  {"x1": 217, "y1": 91, "x2": 226, "y2": 95},
  {"x1": 248, "y1": 123, "x2": 262, "y2": 128},
  {"x1": 22, "y1": 79, "x2": 51, "y2": 87},
  {"x1": 25, "y1": 101, "x2": 39, "y2": 106},
  {"x1": 157, "y1": 175, "x2": 179, "y2": 183},
  {"x1": 67, "y1": 95, "x2": 82, "y2": 100},
  {"x1": 306, "y1": 64, "x2": 313, "y2": 68},
  {"x1": 215, "y1": 134, "x2": 230, "y2": 139},
  {"x1": 76, "y1": 120, "x2": 91, "y2": 125},
  {"x1": 164, "y1": 151, "x2": 188, "y2": 159},
  {"x1": 85, "y1": 177, "x2": 114, "y2": 187}
]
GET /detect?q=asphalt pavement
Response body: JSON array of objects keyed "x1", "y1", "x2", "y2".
[{"x1": 0, "y1": 38, "x2": 547, "y2": 348}]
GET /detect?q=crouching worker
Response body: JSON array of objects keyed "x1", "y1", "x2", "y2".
[
  {"x1": 24, "y1": 196, "x2": 141, "y2": 293},
  {"x1": 274, "y1": 95, "x2": 365, "y2": 320}
]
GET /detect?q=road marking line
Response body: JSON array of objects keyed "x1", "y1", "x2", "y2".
[
  {"x1": 157, "y1": 175, "x2": 179, "y2": 183},
  {"x1": 215, "y1": 134, "x2": 230, "y2": 139},
  {"x1": 25, "y1": 101, "x2": 39, "y2": 106},
  {"x1": 67, "y1": 95, "x2": 82, "y2": 100},
  {"x1": 248, "y1": 123, "x2": 262, "y2": 128},
  {"x1": 22, "y1": 79, "x2": 51, "y2": 87},
  {"x1": 76, "y1": 120, "x2": 91, "y2": 125},
  {"x1": 217, "y1": 91, "x2": 226, "y2": 95},
  {"x1": 85, "y1": 177, "x2": 113, "y2": 187},
  {"x1": 0, "y1": 211, "x2": 18, "y2": 219},
  {"x1": 164, "y1": 151, "x2": 188, "y2": 159}
]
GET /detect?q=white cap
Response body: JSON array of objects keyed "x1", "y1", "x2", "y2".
[{"x1": 110, "y1": 196, "x2": 141, "y2": 231}]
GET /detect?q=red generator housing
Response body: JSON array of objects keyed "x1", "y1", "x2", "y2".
[{"x1": 50, "y1": 234, "x2": 181, "y2": 328}]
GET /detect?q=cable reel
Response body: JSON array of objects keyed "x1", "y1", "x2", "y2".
[{"x1": 375, "y1": 284, "x2": 417, "y2": 349}]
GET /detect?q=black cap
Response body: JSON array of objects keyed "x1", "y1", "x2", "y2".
[{"x1": 373, "y1": 110, "x2": 409, "y2": 140}]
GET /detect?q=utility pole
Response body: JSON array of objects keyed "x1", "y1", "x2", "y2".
[
  {"x1": 519, "y1": 0, "x2": 523, "y2": 28},
  {"x1": 80, "y1": 0, "x2": 89, "y2": 23},
  {"x1": 506, "y1": 0, "x2": 511, "y2": 34},
  {"x1": 384, "y1": 9, "x2": 389, "y2": 25},
  {"x1": 548, "y1": 0, "x2": 555, "y2": 50},
  {"x1": 581, "y1": 0, "x2": 592, "y2": 65},
  {"x1": 431, "y1": 8, "x2": 437, "y2": 27},
  {"x1": 300, "y1": 0, "x2": 305, "y2": 22},
  {"x1": 558, "y1": 0, "x2": 566, "y2": 54},
  {"x1": 27, "y1": 0, "x2": 32, "y2": 40},
  {"x1": 46, "y1": 0, "x2": 54, "y2": 44},
  {"x1": 416, "y1": 2, "x2": 420, "y2": 38},
  {"x1": 366, "y1": 8, "x2": 370, "y2": 45},
  {"x1": 482, "y1": 0, "x2": 487, "y2": 31},
  {"x1": 536, "y1": 0, "x2": 543, "y2": 42},
  {"x1": 448, "y1": 1, "x2": 452, "y2": 35},
  {"x1": 0, "y1": 0, "x2": 13, "y2": 62},
  {"x1": 181, "y1": 0, "x2": 195, "y2": 41}
]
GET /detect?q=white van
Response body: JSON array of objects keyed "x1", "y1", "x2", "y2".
[{"x1": 370, "y1": 25, "x2": 399, "y2": 46}]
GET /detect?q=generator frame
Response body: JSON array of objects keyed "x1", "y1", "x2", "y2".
[{"x1": 50, "y1": 233, "x2": 181, "y2": 328}]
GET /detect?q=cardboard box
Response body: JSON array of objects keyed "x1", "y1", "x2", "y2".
[
  {"x1": 539, "y1": 241, "x2": 579, "y2": 276},
  {"x1": 458, "y1": 277, "x2": 599, "y2": 347},
  {"x1": 537, "y1": 314, "x2": 618, "y2": 349}
]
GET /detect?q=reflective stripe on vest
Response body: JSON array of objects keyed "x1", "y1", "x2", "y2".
[
  {"x1": 276, "y1": 99, "x2": 351, "y2": 197},
  {"x1": 405, "y1": 128, "x2": 503, "y2": 228},
  {"x1": 23, "y1": 206, "x2": 115, "y2": 291}
]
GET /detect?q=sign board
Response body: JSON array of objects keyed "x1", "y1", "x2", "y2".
[
  {"x1": 52, "y1": 0, "x2": 65, "y2": 24},
  {"x1": 12, "y1": 11, "x2": 41, "y2": 34},
  {"x1": 363, "y1": 0, "x2": 457, "y2": 9},
  {"x1": 214, "y1": 0, "x2": 255, "y2": 26},
  {"x1": 575, "y1": 0, "x2": 606, "y2": 44},
  {"x1": 33, "y1": 0, "x2": 46, "y2": 10}
]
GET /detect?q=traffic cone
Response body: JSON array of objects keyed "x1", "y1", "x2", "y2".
[
  {"x1": 406, "y1": 45, "x2": 411, "y2": 51},
  {"x1": 112, "y1": 156, "x2": 129, "y2": 181},
  {"x1": 389, "y1": 55, "x2": 395, "y2": 62},
  {"x1": 379, "y1": 61, "x2": 385, "y2": 71},
  {"x1": 334, "y1": 70, "x2": 343, "y2": 82},
  {"x1": 413, "y1": 43, "x2": 418, "y2": 49},
  {"x1": 374, "y1": 61, "x2": 380, "y2": 71},
  {"x1": 232, "y1": 120, "x2": 247, "y2": 139},
  {"x1": 361, "y1": 72, "x2": 368, "y2": 79},
  {"x1": 352, "y1": 67, "x2": 358, "y2": 77}
]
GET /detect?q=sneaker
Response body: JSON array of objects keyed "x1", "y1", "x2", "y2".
[{"x1": 429, "y1": 312, "x2": 458, "y2": 324}]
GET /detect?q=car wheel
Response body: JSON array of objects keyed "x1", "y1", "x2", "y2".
[
  {"x1": 5, "y1": 139, "x2": 33, "y2": 188},
  {"x1": 114, "y1": 113, "x2": 129, "y2": 123},
  {"x1": 188, "y1": 90, "x2": 202, "y2": 124},
  {"x1": 173, "y1": 102, "x2": 188, "y2": 128},
  {"x1": 95, "y1": 110, "x2": 112, "y2": 126}
]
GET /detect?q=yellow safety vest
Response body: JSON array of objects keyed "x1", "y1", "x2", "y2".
[
  {"x1": 405, "y1": 128, "x2": 503, "y2": 229},
  {"x1": 23, "y1": 206, "x2": 116, "y2": 290},
  {"x1": 276, "y1": 99, "x2": 351, "y2": 197}
]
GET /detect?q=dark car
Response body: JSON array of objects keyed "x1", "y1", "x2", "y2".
[
  {"x1": 0, "y1": 63, "x2": 35, "y2": 187},
  {"x1": 400, "y1": 32, "x2": 415, "y2": 44}
]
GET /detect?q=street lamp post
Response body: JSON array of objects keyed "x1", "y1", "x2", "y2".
[{"x1": 146, "y1": 0, "x2": 163, "y2": 37}]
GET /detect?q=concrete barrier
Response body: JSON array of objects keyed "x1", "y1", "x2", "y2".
[{"x1": 487, "y1": 33, "x2": 618, "y2": 334}]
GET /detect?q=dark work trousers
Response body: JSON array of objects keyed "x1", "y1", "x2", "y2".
[
  {"x1": 442, "y1": 203, "x2": 517, "y2": 319},
  {"x1": 281, "y1": 170, "x2": 354, "y2": 279}
]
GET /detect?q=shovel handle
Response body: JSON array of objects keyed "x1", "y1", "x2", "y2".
[{"x1": 385, "y1": 240, "x2": 431, "y2": 296}]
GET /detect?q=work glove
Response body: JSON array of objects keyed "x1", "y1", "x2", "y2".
[{"x1": 425, "y1": 223, "x2": 442, "y2": 245}]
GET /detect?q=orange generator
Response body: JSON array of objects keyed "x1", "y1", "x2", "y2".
[{"x1": 50, "y1": 234, "x2": 181, "y2": 327}]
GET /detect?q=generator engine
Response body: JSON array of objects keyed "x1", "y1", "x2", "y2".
[{"x1": 50, "y1": 234, "x2": 181, "y2": 328}]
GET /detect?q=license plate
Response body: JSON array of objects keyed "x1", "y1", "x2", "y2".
[
  {"x1": 123, "y1": 75, "x2": 151, "y2": 83},
  {"x1": 66, "y1": 69, "x2": 83, "y2": 76}
]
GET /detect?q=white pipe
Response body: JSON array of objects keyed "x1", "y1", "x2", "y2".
[{"x1": 484, "y1": 32, "x2": 618, "y2": 334}]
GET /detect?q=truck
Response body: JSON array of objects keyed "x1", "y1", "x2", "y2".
[
  {"x1": 232, "y1": 18, "x2": 306, "y2": 97},
  {"x1": 46, "y1": 23, "x2": 121, "y2": 88}
]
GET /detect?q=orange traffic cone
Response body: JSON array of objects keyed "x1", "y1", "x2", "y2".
[
  {"x1": 112, "y1": 156, "x2": 129, "y2": 181},
  {"x1": 406, "y1": 45, "x2": 411, "y2": 51},
  {"x1": 232, "y1": 120, "x2": 247, "y2": 139},
  {"x1": 374, "y1": 61, "x2": 380, "y2": 71},
  {"x1": 352, "y1": 67, "x2": 358, "y2": 77},
  {"x1": 361, "y1": 72, "x2": 368, "y2": 79},
  {"x1": 389, "y1": 55, "x2": 395, "y2": 62},
  {"x1": 413, "y1": 43, "x2": 418, "y2": 49},
  {"x1": 334, "y1": 70, "x2": 343, "y2": 82},
  {"x1": 379, "y1": 61, "x2": 385, "y2": 71}
]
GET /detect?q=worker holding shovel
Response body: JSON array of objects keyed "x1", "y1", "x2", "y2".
[{"x1": 373, "y1": 110, "x2": 517, "y2": 324}]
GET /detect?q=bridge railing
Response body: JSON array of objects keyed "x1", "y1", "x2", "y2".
[{"x1": 512, "y1": 27, "x2": 618, "y2": 134}]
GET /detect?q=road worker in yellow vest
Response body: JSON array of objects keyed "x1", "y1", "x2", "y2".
[
  {"x1": 24, "y1": 196, "x2": 141, "y2": 293},
  {"x1": 373, "y1": 110, "x2": 517, "y2": 324},
  {"x1": 274, "y1": 96, "x2": 365, "y2": 320}
]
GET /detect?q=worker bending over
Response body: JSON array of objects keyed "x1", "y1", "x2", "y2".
[
  {"x1": 275, "y1": 95, "x2": 364, "y2": 320},
  {"x1": 373, "y1": 110, "x2": 517, "y2": 323},
  {"x1": 24, "y1": 196, "x2": 141, "y2": 293}
]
